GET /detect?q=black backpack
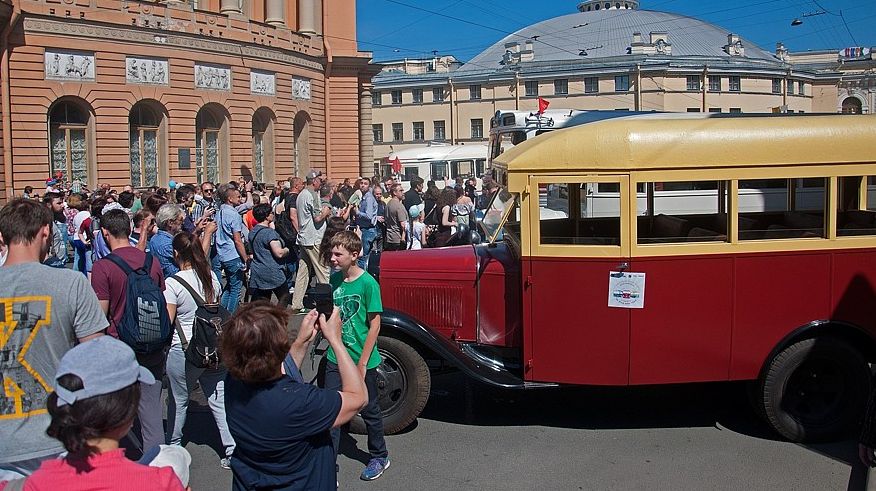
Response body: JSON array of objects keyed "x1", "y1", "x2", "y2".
[
  {"x1": 170, "y1": 274, "x2": 230, "y2": 369},
  {"x1": 274, "y1": 209, "x2": 297, "y2": 247},
  {"x1": 105, "y1": 254, "x2": 172, "y2": 354}
]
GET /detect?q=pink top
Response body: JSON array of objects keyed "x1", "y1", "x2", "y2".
[{"x1": 0, "y1": 449, "x2": 184, "y2": 491}]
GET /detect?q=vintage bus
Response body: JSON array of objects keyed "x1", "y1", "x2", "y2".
[
  {"x1": 380, "y1": 143, "x2": 489, "y2": 187},
  {"x1": 363, "y1": 113, "x2": 876, "y2": 443}
]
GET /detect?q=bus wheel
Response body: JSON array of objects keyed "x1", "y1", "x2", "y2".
[
  {"x1": 759, "y1": 337, "x2": 870, "y2": 442},
  {"x1": 349, "y1": 336, "x2": 431, "y2": 435}
]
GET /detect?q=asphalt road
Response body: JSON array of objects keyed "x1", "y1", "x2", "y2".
[{"x1": 174, "y1": 315, "x2": 868, "y2": 491}]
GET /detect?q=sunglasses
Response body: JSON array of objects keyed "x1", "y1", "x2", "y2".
[{"x1": 203, "y1": 189, "x2": 214, "y2": 193}]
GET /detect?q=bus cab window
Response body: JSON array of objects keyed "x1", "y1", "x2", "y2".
[
  {"x1": 637, "y1": 180, "x2": 728, "y2": 244},
  {"x1": 837, "y1": 176, "x2": 876, "y2": 236},
  {"x1": 540, "y1": 182, "x2": 620, "y2": 246},
  {"x1": 403, "y1": 167, "x2": 419, "y2": 181},
  {"x1": 739, "y1": 178, "x2": 826, "y2": 240},
  {"x1": 431, "y1": 161, "x2": 449, "y2": 180}
]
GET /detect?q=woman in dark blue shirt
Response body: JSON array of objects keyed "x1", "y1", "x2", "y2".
[{"x1": 221, "y1": 303, "x2": 367, "y2": 490}]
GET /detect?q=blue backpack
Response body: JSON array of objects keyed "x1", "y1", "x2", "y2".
[{"x1": 105, "y1": 254, "x2": 172, "y2": 354}]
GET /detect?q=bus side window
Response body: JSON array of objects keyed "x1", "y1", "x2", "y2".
[
  {"x1": 540, "y1": 182, "x2": 621, "y2": 246},
  {"x1": 739, "y1": 178, "x2": 826, "y2": 240},
  {"x1": 637, "y1": 180, "x2": 728, "y2": 244},
  {"x1": 837, "y1": 176, "x2": 876, "y2": 236}
]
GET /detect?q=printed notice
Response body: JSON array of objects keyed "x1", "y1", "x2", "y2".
[{"x1": 608, "y1": 272, "x2": 646, "y2": 309}]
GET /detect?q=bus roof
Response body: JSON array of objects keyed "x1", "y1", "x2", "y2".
[
  {"x1": 492, "y1": 114, "x2": 876, "y2": 174},
  {"x1": 388, "y1": 143, "x2": 489, "y2": 162}
]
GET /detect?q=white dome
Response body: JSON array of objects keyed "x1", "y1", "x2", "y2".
[{"x1": 461, "y1": 8, "x2": 777, "y2": 71}]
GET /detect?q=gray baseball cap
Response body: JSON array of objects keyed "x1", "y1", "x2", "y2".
[{"x1": 54, "y1": 336, "x2": 155, "y2": 406}]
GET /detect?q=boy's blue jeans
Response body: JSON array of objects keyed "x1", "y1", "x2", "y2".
[{"x1": 323, "y1": 361, "x2": 388, "y2": 460}]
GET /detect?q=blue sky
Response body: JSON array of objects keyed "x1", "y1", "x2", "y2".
[{"x1": 357, "y1": 0, "x2": 876, "y2": 61}]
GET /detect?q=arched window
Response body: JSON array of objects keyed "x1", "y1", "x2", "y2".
[
  {"x1": 196, "y1": 105, "x2": 226, "y2": 184},
  {"x1": 49, "y1": 101, "x2": 90, "y2": 185},
  {"x1": 842, "y1": 97, "x2": 863, "y2": 114},
  {"x1": 129, "y1": 103, "x2": 162, "y2": 188}
]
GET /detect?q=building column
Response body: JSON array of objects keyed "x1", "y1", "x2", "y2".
[
  {"x1": 220, "y1": 0, "x2": 241, "y2": 14},
  {"x1": 359, "y1": 85, "x2": 374, "y2": 178},
  {"x1": 265, "y1": 0, "x2": 285, "y2": 26},
  {"x1": 298, "y1": 0, "x2": 316, "y2": 35}
]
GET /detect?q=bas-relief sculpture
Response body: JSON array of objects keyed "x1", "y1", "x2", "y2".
[
  {"x1": 126, "y1": 57, "x2": 169, "y2": 85},
  {"x1": 251, "y1": 70, "x2": 276, "y2": 95},
  {"x1": 195, "y1": 63, "x2": 232, "y2": 91},
  {"x1": 45, "y1": 51, "x2": 95, "y2": 81},
  {"x1": 292, "y1": 78, "x2": 311, "y2": 100}
]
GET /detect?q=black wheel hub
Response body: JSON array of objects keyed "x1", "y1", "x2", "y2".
[
  {"x1": 375, "y1": 348, "x2": 408, "y2": 417},
  {"x1": 783, "y1": 357, "x2": 848, "y2": 427}
]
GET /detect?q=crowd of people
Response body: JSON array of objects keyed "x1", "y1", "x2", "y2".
[{"x1": 0, "y1": 169, "x2": 499, "y2": 490}]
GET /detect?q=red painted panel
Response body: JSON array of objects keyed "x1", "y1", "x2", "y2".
[
  {"x1": 629, "y1": 257, "x2": 733, "y2": 384},
  {"x1": 477, "y1": 257, "x2": 522, "y2": 347},
  {"x1": 524, "y1": 257, "x2": 630, "y2": 385},
  {"x1": 831, "y1": 249, "x2": 876, "y2": 336},
  {"x1": 380, "y1": 246, "x2": 478, "y2": 341},
  {"x1": 731, "y1": 253, "x2": 831, "y2": 379}
]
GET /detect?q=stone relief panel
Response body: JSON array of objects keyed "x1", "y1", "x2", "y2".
[
  {"x1": 292, "y1": 78, "x2": 311, "y2": 100},
  {"x1": 251, "y1": 70, "x2": 276, "y2": 96},
  {"x1": 126, "y1": 57, "x2": 169, "y2": 85},
  {"x1": 195, "y1": 63, "x2": 231, "y2": 91},
  {"x1": 45, "y1": 50, "x2": 95, "y2": 81}
]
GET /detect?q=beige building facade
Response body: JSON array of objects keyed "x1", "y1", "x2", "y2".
[
  {"x1": 371, "y1": 1, "x2": 874, "y2": 162},
  {"x1": 0, "y1": 0, "x2": 378, "y2": 201}
]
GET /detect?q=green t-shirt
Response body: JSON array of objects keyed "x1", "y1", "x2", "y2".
[{"x1": 325, "y1": 270, "x2": 383, "y2": 369}]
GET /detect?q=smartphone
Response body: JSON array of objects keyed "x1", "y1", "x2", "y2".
[{"x1": 310, "y1": 283, "x2": 334, "y2": 318}]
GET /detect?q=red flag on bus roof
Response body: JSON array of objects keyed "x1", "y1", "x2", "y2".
[
  {"x1": 537, "y1": 97, "x2": 550, "y2": 114},
  {"x1": 389, "y1": 156, "x2": 402, "y2": 174}
]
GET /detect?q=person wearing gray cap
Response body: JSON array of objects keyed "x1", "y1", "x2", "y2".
[{"x1": 0, "y1": 336, "x2": 189, "y2": 490}]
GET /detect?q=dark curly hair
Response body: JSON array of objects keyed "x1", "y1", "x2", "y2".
[{"x1": 46, "y1": 374, "x2": 140, "y2": 457}]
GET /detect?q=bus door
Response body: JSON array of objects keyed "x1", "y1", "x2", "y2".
[{"x1": 524, "y1": 175, "x2": 631, "y2": 385}]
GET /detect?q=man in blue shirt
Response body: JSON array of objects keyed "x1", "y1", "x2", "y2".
[
  {"x1": 355, "y1": 185, "x2": 384, "y2": 269},
  {"x1": 215, "y1": 185, "x2": 250, "y2": 313},
  {"x1": 148, "y1": 203, "x2": 185, "y2": 278}
]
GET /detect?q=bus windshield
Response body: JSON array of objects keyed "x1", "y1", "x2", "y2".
[
  {"x1": 490, "y1": 131, "x2": 526, "y2": 161},
  {"x1": 482, "y1": 186, "x2": 519, "y2": 244}
]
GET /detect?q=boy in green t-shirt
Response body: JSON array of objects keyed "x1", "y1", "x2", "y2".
[{"x1": 323, "y1": 231, "x2": 390, "y2": 481}]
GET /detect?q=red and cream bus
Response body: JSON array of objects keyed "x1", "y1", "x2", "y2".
[{"x1": 363, "y1": 113, "x2": 876, "y2": 443}]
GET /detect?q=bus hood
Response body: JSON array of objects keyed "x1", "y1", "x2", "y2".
[{"x1": 378, "y1": 246, "x2": 478, "y2": 340}]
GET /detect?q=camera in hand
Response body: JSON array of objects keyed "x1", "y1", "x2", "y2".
[{"x1": 309, "y1": 283, "x2": 334, "y2": 318}]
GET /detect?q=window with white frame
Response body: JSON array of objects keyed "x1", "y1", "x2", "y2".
[
  {"x1": 392, "y1": 122, "x2": 403, "y2": 142},
  {"x1": 412, "y1": 121, "x2": 425, "y2": 141},
  {"x1": 615, "y1": 75, "x2": 630, "y2": 92},
  {"x1": 469, "y1": 84, "x2": 482, "y2": 100},
  {"x1": 470, "y1": 118, "x2": 483, "y2": 139},
  {"x1": 433, "y1": 120, "x2": 445, "y2": 141},
  {"x1": 729, "y1": 76, "x2": 741, "y2": 92},
  {"x1": 554, "y1": 79, "x2": 568, "y2": 95},
  {"x1": 584, "y1": 77, "x2": 599, "y2": 93}
]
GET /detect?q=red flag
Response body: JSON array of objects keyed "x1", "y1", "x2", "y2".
[
  {"x1": 538, "y1": 97, "x2": 550, "y2": 114},
  {"x1": 390, "y1": 156, "x2": 402, "y2": 174}
]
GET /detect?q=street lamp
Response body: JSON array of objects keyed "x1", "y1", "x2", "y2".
[{"x1": 790, "y1": 10, "x2": 825, "y2": 27}]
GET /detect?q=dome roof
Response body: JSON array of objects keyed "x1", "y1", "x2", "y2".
[{"x1": 461, "y1": 8, "x2": 777, "y2": 72}]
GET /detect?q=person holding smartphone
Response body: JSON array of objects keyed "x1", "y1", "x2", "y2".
[{"x1": 221, "y1": 303, "x2": 367, "y2": 491}]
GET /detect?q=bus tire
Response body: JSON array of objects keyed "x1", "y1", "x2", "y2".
[
  {"x1": 759, "y1": 337, "x2": 870, "y2": 442},
  {"x1": 349, "y1": 336, "x2": 431, "y2": 435}
]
